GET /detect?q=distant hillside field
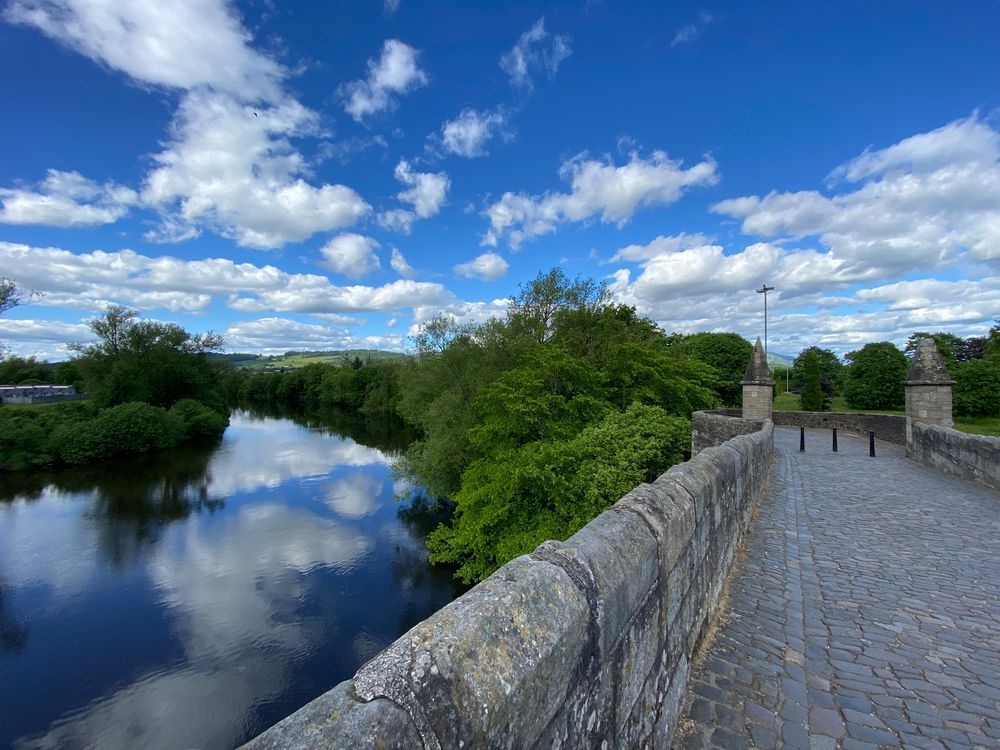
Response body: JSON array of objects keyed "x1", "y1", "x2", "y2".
[{"x1": 217, "y1": 350, "x2": 411, "y2": 370}]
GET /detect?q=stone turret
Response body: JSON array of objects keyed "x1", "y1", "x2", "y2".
[
  {"x1": 741, "y1": 337, "x2": 774, "y2": 420},
  {"x1": 904, "y1": 337, "x2": 955, "y2": 431}
]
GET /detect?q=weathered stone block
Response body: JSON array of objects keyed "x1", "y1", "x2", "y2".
[
  {"x1": 240, "y1": 681, "x2": 421, "y2": 750},
  {"x1": 535, "y1": 507, "x2": 659, "y2": 660},
  {"x1": 613, "y1": 481, "x2": 695, "y2": 582},
  {"x1": 610, "y1": 583, "x2": 664, "y2": 738},
  {"x1": 353, "y1": 555, "x2": 590, "y2": 750}
]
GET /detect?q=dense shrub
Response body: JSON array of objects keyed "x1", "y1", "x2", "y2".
[
  {"x1": 429, "y1": 403, "x2": 690, "y2": 583},
  {"x1": 169, "y1": 398, "x2": 229, "y2": 437},
  {"x1": 45, "y1": 402, "x2": 185, "y2": 466},
  {"x1": 0, "y1": 421, "x2": 52, "y2": 471}
]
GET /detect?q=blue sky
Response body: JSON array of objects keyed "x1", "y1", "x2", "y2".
[{"x1": 1, "y1": 0, "x2": 998, "y2": 359}]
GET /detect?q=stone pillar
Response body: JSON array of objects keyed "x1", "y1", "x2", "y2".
[
  {"x1": 742, "y1": 337, "x2": 774, "y2": 420},
  {"x1": 904, "y1": 337, "x2": 955, "y2": 432}
]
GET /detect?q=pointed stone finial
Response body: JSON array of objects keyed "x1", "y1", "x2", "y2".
[
  {"x1": 742, "y1": 337, "x2": 774, "y2": 386},
  {"x1": 904, "y1": 337, "x2": 955, "y2": 385},
  {"x1": 904, "y1": 337, "x2": 955, "y2": 431},
  {"x1": 742, "y1": 337, "x2": 774, "y2": 420}
]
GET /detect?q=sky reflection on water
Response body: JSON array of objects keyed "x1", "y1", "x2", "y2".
[{"x1": 0, "y1": 409, "x2": 461, "y2": 750}]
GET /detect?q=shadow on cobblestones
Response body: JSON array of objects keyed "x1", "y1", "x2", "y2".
[{"x1": 675, "y1": 427, "x2": 1000, "y2": 750}]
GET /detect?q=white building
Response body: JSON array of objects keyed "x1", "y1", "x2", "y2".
[{"x1": 0, "y1": 384, "x2": 84, "y2": 405}]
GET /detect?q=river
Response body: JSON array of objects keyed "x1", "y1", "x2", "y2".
[{"x1": 0, "y1": 406, "x2": 464, "y2": 750}]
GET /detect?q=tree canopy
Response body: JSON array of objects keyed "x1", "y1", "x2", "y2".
[
  {"x1": 791, "y1": 346, "x2": 844, "y2": 396},
  {"x1": 843, "y1": 342, "x2": 908, "y2": 410},
  {"x1": 72, "y1": 305, "x2": 226, "y2": 411},
  {"x1": 394, "y1": 268, "x2": 719, "y2": 581},
  {"x1": 675, "y1": 332, "x2": 754, "y2": 407}
]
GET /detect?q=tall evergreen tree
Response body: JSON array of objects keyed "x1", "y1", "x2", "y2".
[{"x1": 800, "y1": 349, "x2": 825, "y2": 411}]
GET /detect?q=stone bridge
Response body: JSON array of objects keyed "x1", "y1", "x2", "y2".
[{"x1": 245, "y1": 339, "x2": 1000, "y2": 749}]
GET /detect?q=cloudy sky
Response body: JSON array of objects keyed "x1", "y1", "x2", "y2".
[{"x1": 1, "y1": 0, "x2": 998, "y2": 359}]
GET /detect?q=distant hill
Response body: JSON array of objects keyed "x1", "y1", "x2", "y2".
[
  {"x1": 766, "y1": 352, "x2": 794, "y2": 368},
  {"x1": 214, "y1": 349, "x2": 411, "y2": 370}
]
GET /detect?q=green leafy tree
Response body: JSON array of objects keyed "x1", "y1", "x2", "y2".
[
  {"x1": 988, "y1": 320, "x2": 1000, "y2": 359},
  {"x1": 0, "y1": 356, "x2": 54, "y2": 384},
  {"x1": 799, "y1": 349, "x2": 826, "y2": 411},
  {"x1": 1, "y1": 277, "x2": 42, "y2": 357},
  {"x1": 507, "y1": 267, "x2": 608, "y2": 344},
  {"x1": 791, "y1": 347, "x2": 844, "y2": 396},
  {"x1": 678, "y1": 332, "x2": 754, "y2": 407},
  {"x1": 72, "y1": 305, "x2": 226, "y2": 411},
  {"x1": 843, "y1": 342, "x2": 908, "y2": 410},
  {"x1": 953, "y1": 359, "x2": 1000, "y2": 417},
  {"x1": 429, "y1": 403, "x2": 690, "y2": 582}
]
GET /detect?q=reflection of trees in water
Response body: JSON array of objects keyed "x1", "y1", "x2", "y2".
[
  {"x1": 237, "y1": 402, "x2": 416, "y2": 455},
  {"x1": 391, "y1": 497, "x2": 467, "y2": 636},
  {"x1": 0, "y1": 437, "x2": 225, "y2": 567},
  {"x1": 0, "y1": 577, "x2": 28, "y2": 654}
]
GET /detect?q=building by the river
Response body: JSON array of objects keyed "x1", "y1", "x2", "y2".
[{"x1": 0, "y1": 384, "x2": 85, "y2": 404}]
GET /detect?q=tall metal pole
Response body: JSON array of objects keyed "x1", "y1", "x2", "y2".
[{"x1": 756, "y1": 283, "x2": 774, "y2": 356}]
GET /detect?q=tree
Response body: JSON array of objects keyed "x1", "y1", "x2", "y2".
[
  {"x1": 72, "y1": 305, "x2": 226, "y2": 411},
  {"x1": 679, "y1": 332, "x2": 754, "y2": 407},
  {"x1": 953, "y1": 359, "x2": 1000, "y2": 417},
  {"x1": 988, "y1": 320, "x2": 1000, "y2": 359},
  {"x1": 0, "y1": 277, "x2": 23, "y2": 316},
  {"x1": 799, "y1": 349, "x2": 826, "y2": 411},
  {"x1": 791, "y1": 347, "x2": 844, "y2": 396},
  {"x1": 1, "y1": 277, "x2": 42, "y2": 357},
  {"x1": 959, "y1": 336, "x2": 988, "y2": 362},
  {"x1": 507, "y1": 268, "x2": 609, "y2": 344},
  {"x1": 843, "y1": 342, "x2": 908, "y2": 410}
]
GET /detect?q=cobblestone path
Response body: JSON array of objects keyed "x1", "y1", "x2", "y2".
[{"x1": 675, "y1": 427, "x2": 1000, "y2": 750}]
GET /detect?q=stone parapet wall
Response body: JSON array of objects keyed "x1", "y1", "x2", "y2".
[
  {"x1": 692, "y1": 409, "x2": 763, "y2": 454},
  {"x1": 907, "y1": 421, "x2": 1000, "y2": 492},
  {"x1": 770, "y1": 410, "x2": 906, "y2": 446},
  {"x1": 243, "y1": 421, "x2": 775, "y2": 750}
]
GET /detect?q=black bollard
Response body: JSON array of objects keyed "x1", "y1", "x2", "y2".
[
  {"x1": 832, "y1": 428, "x2": 838, "y2": 452},
  {"x1": 800, "y1": 425, "x2": 805, "y2": 452},
  {"x1": 869, "y1": 431, "x2": 876, "y2": 457}
]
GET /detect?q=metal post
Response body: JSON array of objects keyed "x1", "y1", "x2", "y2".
[
  {"x1": 869, "y1": 431, "x2": 876, "y2": 457},
  {"x1": 756, "y1": 283, "x2": 775, "y2": 357},
  {"x1": 832, "y1": 428, "x2": 838, "y2": 452},
  {"x1": 800, "y1": 425, "x2": 805, "y2": 452}
]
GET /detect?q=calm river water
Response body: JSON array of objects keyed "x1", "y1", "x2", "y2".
[{"x1": 0, "y1": 407, "x2": 463, "y2": 750}]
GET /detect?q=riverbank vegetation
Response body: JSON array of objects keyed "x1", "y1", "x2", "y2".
[
  {"x1": 0, "y1": 306, "x2": 228, "y2": 472},
  {"x1": 230, "y1": 269, "x2": 741, "y2": 582}
]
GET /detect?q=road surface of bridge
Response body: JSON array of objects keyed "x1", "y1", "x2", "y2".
[{"x1": 676, "y1": 427, "x2": 1000, "y2": 749}]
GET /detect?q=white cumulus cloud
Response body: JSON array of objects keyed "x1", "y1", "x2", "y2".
[
  {"x1": 378, "y1": 159, "x2": 449, "y2": 233},
  {"x1": 390, "y1": 247, "x2": 417, "y2": 278},
  {"x1": 142, "y1": 90, "x2": 370, "y2": 249},
  {"x1": 438, "y1": 107, "x2": 509, "y2": 158},
  {"x1": 5, "y1": 0, "x2": 284, "y2": 100},
  {"x1": 453, "y1": 252, "x2": 509, "y2": 281},
  {"x1": 0, "y1": 169, "x2": 137, "y2": 227},
  {"x1": 319, "y1": 234, "x2": 382, "y2": 279},
  {"x1": 342, "y1": 39, "x2": 428, "y2": 122},
  {"x1": 712, "y1": 115, "x2": 1000, "y2": 265},
  {"x1": 484, "y1": 150, "x2": 719, "y2": 248}
]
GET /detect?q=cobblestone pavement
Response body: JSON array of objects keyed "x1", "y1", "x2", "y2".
[{"x1": 675, "y1": 427, "x2": 1000, "y2": 750}]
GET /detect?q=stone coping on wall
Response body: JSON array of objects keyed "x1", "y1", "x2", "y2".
[{"x1": 243, "y1": 421, "x2": 775, "y2": 750}]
